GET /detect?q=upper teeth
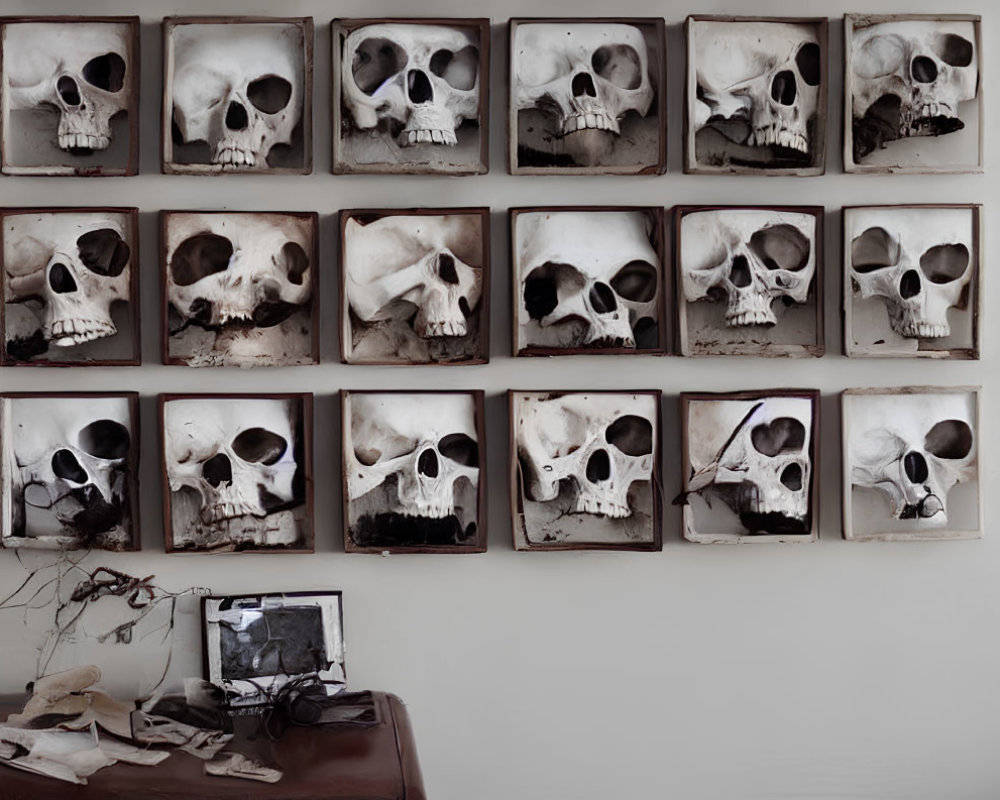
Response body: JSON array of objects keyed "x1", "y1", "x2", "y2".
[
  {"x1": 58, "y1": 133, "x2": 109, "y2": 151},
  {"x1": 747, "y1": 126, "x2": 808, "y2": 153},
  {"x1": 562, "y1": 113, "x2": 620, "y2": 135},
  {"x1": 213, "y1": 145, "x2": 257, "y2": 167},
  {"x1": 402, "y1": 129, "x2": 458, "y2": 147}
]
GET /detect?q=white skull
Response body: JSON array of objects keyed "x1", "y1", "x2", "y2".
[
  {"x1": 171, "y1": 23, "x2": 303, "y2": 168},
  {"x1": 516, "y1": 211, "x2": 660, "y2": 350},
  {"x1": 850, "y1": 207, "x2": 972, "y2": 339},
  {"x1": 5, "y1": 22, "x2": 130, "y2": 152},
  {"x1": 4, "y1": 212, "x2": 131, "y2": 347},
  {"x1": 342, "y1": 23, "x2": 480, "y2": 147},
  {"x1": 516, "y1": 392, "x2": 656, "y2": 519},
  {"x1": 682, "y1": 209, "x2": 816, "y2": 327}
]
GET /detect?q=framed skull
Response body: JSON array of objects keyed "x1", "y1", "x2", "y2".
[
  {"x1": 511, "y1": 390, "x2": 661, "y2": 551},
  {"x1": 843, "y1": 387, "x2": 981, "y2": 540},
  {"x1": 342, "y1": 390, "x2": 486, "y2": 554},
  {"x1": 508, "y1": 18, "x2": 666, "y2": 175},
  {"x1": 845, "y1": 205, "x2": 980, "y2": 359},
  {"x1": 845, "y1": 14, "x2": 982, "y2": 174},
  {"x1": 0, "y1": 17, "x2": 139, "y2": 177},
  {"x1": 332, "y1": 18, "x2": 489, "y2": 175},
  {"x1": 1, "y1": 208, "x2": 139, "y2": 366},
  {"x1": 1, "y1": 392, "x2": 139, "y2": 551},
  {"x1": 675, "y1": 205, "x2": 824, "y2": 357},
  {"x1": 685, "y1": 16, "x2": 828, "y2": 176},
  {"x1": 162, "y1": 16, "x2": 313, "y2": 175},
  {"x1": 160, "y1": 393, "x2": 313, "y2": 553},
  {"x1": 162, "y1": 211, "x2": 318, "y2": 368},
  {"x1": 680, "y1": 390, "x2": 819, "y2": 543},
  {"x1": 512, "y1": 207, "x2": 666, "y2": 356}
]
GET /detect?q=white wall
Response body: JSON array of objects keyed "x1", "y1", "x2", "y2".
[{"x1": 0, "y1": 0, "x2": 997, "y2": 798}]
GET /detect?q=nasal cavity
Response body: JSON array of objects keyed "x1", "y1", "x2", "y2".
[
  {"x1": 904, "y1": 451, "x2": 929, "y2": 484},
  {"x1": 572, "y1": 72, "x2": 597, "y2": 97},
  {"x1": 49, "y1": 263, "x2": 77, "y2": 294},
  {"x1": 911, "y1": 56, "x2": 938, "y2": 83},
  {"x1": 589, "y1": 282, "x2": 617, "y2": 314},
  {"x1": 780, "y1": 463, "x2": 803, "y2": 491},
  {"x1": 899, "y1": 269, "x2": 921, "y2": 299},
  {"x1": 418, "y1": 449, "x2": 439, "y2": 478},
  {"x1": 57, "y1": 76, "x2": 81, "y2": 106},
  {"x1": 438, "y1": 253, "x2": 459, "y2": 284},
  {"x1": 408, "y1": 70, "x2": 433, "y2": 103},
  {"x1": 52, "y1": 449, "x2": 88, "y2": 483},
  {"x1": 202, "y1": 453, "x2": 233, "y2": 488},
  {"x1": 225, "y1": 101, "x2": 249, "y2": 131},
  {"x1": 586, "y1": 449, "x2": 611, "y2": 483},
  {"x1": 770, "y1": 70, "x2": 797, "y2": 105},
  {"x1": 730, "y1": 255, "x2": 751, "y2": 288}
]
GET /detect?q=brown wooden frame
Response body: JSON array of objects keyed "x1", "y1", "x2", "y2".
[
  {"x1": 160, "y1": 210, "x2": 320, "y2": 367},
  {"x1": 1, "y1": 391, "x2": 141, "y2": 551},
  {"x1": 331, "y1": 17, "x2": 490, "y2": 175},
  {"x1": 161, "y1": 16, "x2": 314, "y2": 175},
  {"x1": 0, "y1": 16, "x2": 140, "y2": 177},
  {"x1": 340, "y1": 389, "x2": 487, "y2": 554},
  {"x1": 509, "y1": 389, "x2": 663, "y2": 551},
  {"x1": 159, "y1": 392, "x2": 314, "y2": 554},
  {"x1": 338, "y1": 207, "x2": 491, "y2": 366},
  {"x1": 683, "y1": 15, "x2": 829, "y2": 176},
  {"x1": 506, "y1": 17, "x2": 667, "y2": 176},
  {"x1": 0, "y1": 207, "x2": 141, "y2": 367},
  {"x1": 510, "y1": 206, "x2": 667, "y2": 357},
  {"x1": 679, "y1": 388, "x2": 820, "y2": 543},
  {"x1": 673, "y1": 205, "x2": 825, "y2": 357}
]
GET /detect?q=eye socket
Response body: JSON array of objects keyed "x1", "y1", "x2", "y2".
[
  {"x1": 170, "y1": 233, "x2": 233, "y2": 286},
  {"x1": 430, "y1": 45, "x2": 479, "y2": 91},
  {"x1": 232, "y1": 427, "x2": 288, "y2": 466},
  {"x1": 854, "y1": 33, "x2": 906, "y2": 79},
  {"x1": 749, "y1": 224, "x2": 810, "y2": 272},
  {"x1": 352, "y1": 37, "x2": 408, "y2": 95},
  {"x1": 851, "y1": 226, "x2": 900, "y2": 273},
  {"x1": 610, "y1": 260, "x2": 658, "y2": 303},
  {"x1": 77, "y1": 229, "x2": 129, "y2": 277},
  {"x1": 919, "y1": 243, "x2": 969, "y2": 284},
  {"x1": 592, "y1": 44, "x2": 642, "y2": 90},
  {"x1": 247, "y1": 75, "x2": 292, "y2": 114},
  {"x1": 83, "y1": 52, "x2": 127, "y2": 93},
  {"x1": 281, "y1": 242, "x2": 309, "y2": 286},
  {"x1": 933, "y1": 33, "x2": 974, "y2": 67},
  {"x1": 751, "y1": 417, "x2": 806, "y2": 457},
  {"x1": 605, "y1": 415, "x2": 653, "y2": 457},
  {"x1": 516, "y1": 49, "x2": 564, "y2": 88},
  {"x1": 796, "y1": 42, "x2": 821, "y2": 87},
  {"x1": 439, "y1": 433, "x2": 479, "y2": 467},
  {"x1": 924, "y1": 419, "x2": 973, "y2": 459},
  {"x1": 79, "y1": 419, "x2": 130, "y2": 460},
  {"x1": 523, "y1": 262, "x2": 586, "y2": 320}
]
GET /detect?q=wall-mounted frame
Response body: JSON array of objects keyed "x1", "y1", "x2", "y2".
[
  {"x1": 685, "y1": 15, "x2": 828, "y2": 176},
  {"x1": 508, "y1": 17, "x2": 666, "y2": 175},
  {"x1": 844, "y1": 204, "x2": 980, "y2": 359},
  {"x1": 160, "y1": 393, "x2": 314, "y2": 554},
  {"x1": 1, "y1": 207, "x2": 140, "y2": 366},
  {"x1": 844, "y1": 14, "x2": 982, "y2": 174},
  {"x1": 680, "y1": 389, "x2": 819, "y2": 543},
  {"x1": 675, "y1": 205, "x2": 824, "y2": 357},
  {"x1": 510, "y1": 390, "x2": 662, "y2": 551},
  {"x1": 340, "y1": 208, "x2": 490, "y2": 365},
  {"x1": 0, "y1": 16, "x2": 140, "y2": 177},
  {"x1": 332, "y1": 18, "x2": 490, "y2": 175},
  {"x1": 161, "y1": 210, "x2": 319, "y2": 368},
  {"x1": 842, "y1": 386, "x2": 981, "y2": 541},
  {"x1": 162, "y1": 16, "x2": 313, "y2": 175},
  {"x1": 1, "y1": 392, "x2": 140, "y2": 551},
  {"x1": 341, "y1": 389, "x2": 487, "y2": 554}
]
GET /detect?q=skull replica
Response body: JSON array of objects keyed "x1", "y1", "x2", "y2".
[
  {"x1": 850, "y1": 207, "x2": 973, "y2": 339},
  {"x1": 516, "y1": 211, "x2": 660, "y2": 351},
  {"x1": 513, "y1": 23, "x2": 655, "y2": 167},
  {"x1": 850, "y1": 19, "x2": 978, "y2": 161},
  {"x1": 682, "y1": 209, "x2": 816, "y2": 327},
  {"x1": 165, "y1": 213, "x2": 314, "y2": 367},
  {"x1": 342, "y1": 23, "x2": 480, "y2": 148},
  {"x1": 171, "y1": 23, "x2": 304, "y2": 169},
  {"x1": 164, "y1": 398, "x2": 303, "y2": 551}
]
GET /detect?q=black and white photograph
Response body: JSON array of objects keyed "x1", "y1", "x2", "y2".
[
  {"x1": 686, "y1": 16, "x2": 828, "y2": 175},
  {"x1": 845, "y1": 14, "x2": 982, "y2": 173},
  {"x1": 1, "y1": 208, "x2": 139, "y2": 366},
  {"x1": 161, "y1": 393, "x2": 313, "y2": 553},
  {"x1": 162, "y1": 211, "x2": 318, "y2": 368},
  {"x1": 842, "y1": 387, "x2": 981, "y2": 541},
  {"x1": 680, "y1": 390, "x2": 819, "y2": 543},
  {"x1": 1, "y1": 392, "x2": 139, "y2": 551},
  {"x1": 342, "y1": 390, "x2": 486, "y2": 553},
  {"x1": 508, "y1": 18, "x2": 665, "y2": 175},
  {"x1": 512, "y1": 207, "x2": 665, "y2": 356},
  {"x1": 511, "y1": 390, "x2": 661, "y2": 551}
]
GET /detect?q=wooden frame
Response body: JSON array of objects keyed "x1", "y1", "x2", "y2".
[
  {"x1": 674, "y1": 205, "x2": 825, "y2": 357},
  {"x1": 507, "y1": 17, "x2": 667, "y2": 176},
  {"x1": 509, "y1": 389, "x2": 663, "y2": 551},
  {"x1": 510, "y1": 206, "x2": 667, "y2": 357},
  {"x1": 341, "y1": 389, "x2": 487, "y2": 554},
  {"x1": 679, "y1": 389, "x2": 820, "y2": 544},
  {"x1": 0, "y1": 207, "x2": 140, "y2": 367},
  {"x1": 332, "y1": 17, "x2": 490, "y2": 175},
  {"x1": 684, "y1": 15, "x2": 829, "y2": 176},
  {"x1": 160, "y1": 210, "x2": 320, "y2": 367},
  {"x1": 161, "y1": 16, "x2": 314, "y2": 175},
  {"x1": 0, "y1": 16, "x2": 140, "y2": 177},
  {"x1": 159, "y1": 392, "x2": 314, "y2": 554},
  {"x1": 843, "y1": 14, "x2": 983, "y2": 174},
  {"x1": 843, "y1": 204, "x2": 980, "y2": 359},
  {"x1": 842, "y1": 386, "x2": 982, "y2": 541}
]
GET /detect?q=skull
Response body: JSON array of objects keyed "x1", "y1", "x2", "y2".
[
  {"x1": 682, "y1": 209, "x2": 816, "y2": 327},
  {"x1": 5, "y1": 22, "x2": 130, "y2": 153},
  {"x1": 342, "y1": 23, "x2": 480, "y2": 147},
  {"x1": 516, "y1": 211, "x2": 660, "y2": 350},
  {"x1": 171, "y1": 23, "x2": 303, "y2": 168}
]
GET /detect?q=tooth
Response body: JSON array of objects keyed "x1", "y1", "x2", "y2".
[
  {"x1": 565, "y1": 116, "x2": 577, "y2": 133},
  {"x1": 585, "y1": 113, "x2": 596, "y2": 128},
  {"x1": 431, "y1": 130, "x2": 442, "y2": 143}
]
